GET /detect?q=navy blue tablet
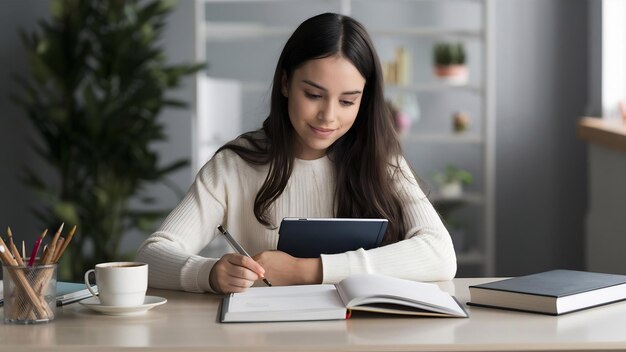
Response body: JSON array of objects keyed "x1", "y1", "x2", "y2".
[{"x1": 277, "y1": 218, "x2": 388, "y2": 258}]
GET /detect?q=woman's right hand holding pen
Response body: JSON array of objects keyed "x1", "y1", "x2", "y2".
[{"x1": 209, "y1": 253, "x2": 266, "y2": 294}]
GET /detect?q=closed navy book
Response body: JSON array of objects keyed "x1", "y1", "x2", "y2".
[{"x1": 468, "y1": 269, "x2": 626, "y2": 315}]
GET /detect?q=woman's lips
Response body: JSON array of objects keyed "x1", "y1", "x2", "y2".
[{"x1": 309, "y1": 125, "x2": 335, "y2": 138}]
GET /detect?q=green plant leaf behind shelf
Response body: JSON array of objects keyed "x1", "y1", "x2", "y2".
[{"x1": 431, "y1": 164, "x2": 474, "y2": 186}]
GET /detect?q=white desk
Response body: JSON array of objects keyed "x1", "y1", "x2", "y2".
[{"x1": 1, "y1": 278, "x2": 626, "y2": 351}]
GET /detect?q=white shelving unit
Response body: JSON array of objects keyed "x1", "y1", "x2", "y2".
[{"x1": 194, "y1": 0, "x2": 495, "y2": 277}]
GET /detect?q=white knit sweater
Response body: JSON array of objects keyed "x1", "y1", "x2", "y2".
[{"x1": 136, "y1": 149, "x2": 457, "y2": 293}]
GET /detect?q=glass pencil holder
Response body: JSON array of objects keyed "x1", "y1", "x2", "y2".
[{"x1": 2, "y1": 264, "x2": 57, "y2": 324}]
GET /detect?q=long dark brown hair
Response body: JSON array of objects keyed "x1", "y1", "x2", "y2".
[{"x1": 217, "y1": 13, "x2": 409, "y2": 244}]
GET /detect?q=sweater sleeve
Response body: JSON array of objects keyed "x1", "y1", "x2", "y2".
[
  {"x1": 136, "y1": 152, "x2": 231, "y2": 293},
  {"x1": 320, "y1": 157, "x2": 457, "y2": 283}
]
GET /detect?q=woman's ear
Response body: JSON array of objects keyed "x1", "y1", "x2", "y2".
[{"x1": 281, "y1": 72, "x2": 289, "y2": 98}]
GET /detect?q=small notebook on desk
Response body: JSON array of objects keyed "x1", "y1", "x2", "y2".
[
  {"x1": 0, "y1": 281, "x2": 97, "y2": 307},
  {"x1": 468, "y1": 269, "x2": 626, "y2": 315},
  {"x1": 220, "y1": 274, "x2": 467, "y2": 323},
  {"x1": 56, "y1": 282, "x2": 98, "y2": 306}
]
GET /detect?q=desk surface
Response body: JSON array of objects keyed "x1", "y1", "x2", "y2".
[{"x1": 2, "y1": 278, "x2": 626, "y2": 352}]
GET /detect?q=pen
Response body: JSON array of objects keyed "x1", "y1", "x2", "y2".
[{"x1": 217, "y1": 225, "x2": 272, "y2": 287}]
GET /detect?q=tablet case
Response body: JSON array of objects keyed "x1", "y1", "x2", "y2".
[{"x1": 277, "y1": 218, "x2": 388, "y2": 258}]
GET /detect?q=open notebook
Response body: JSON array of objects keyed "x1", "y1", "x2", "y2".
[{"x1": 220, "y1": 274, "x2": 467, "y2": 323}]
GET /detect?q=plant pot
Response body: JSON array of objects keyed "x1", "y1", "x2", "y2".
[
  {"x1": 439, "y1": 181, "x2": 463, "y2": 199},
  {"x1": 395, "y1": 112, "x2": 412, "y2": 136},
  {"x1": 453, "y1": 112, "x2": 470, "y2": 133},
  {"x1": 434, "y1": 65, "x2": 468, "y2": 85}
]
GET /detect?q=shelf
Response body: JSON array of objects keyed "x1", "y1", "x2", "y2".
[
  {"x1": 203, "y1": 0, "x2": 323, "y2": 2},
  {"x1": 352, "y1": 0, "x2": 483, "y2": 2},
  {"x1": 238, "y1": 81, "x2": 481, "y2": 94},
  {"x1": 370, "y1": 27, "x2": 483, "y2": 39},
  {"x1": 431, "y1": 192, "x2": 484, "y2": 205},
  {"x1": 401, "y1": 133, "x2": 482, "y2": 144},
  {"x1": 203, "y1": 0, "x2": 483, "y2": 2},
  {"x1": 578, "y1": 117, "x2": 626, "y2": 153},
  {"x1": 202, "y1": 135, "x2": 484, "y2": 148},
  {"x1": 205, "y1": 23, "x2": 483, "y2": 41},
  {"x1": 385, "y1": 83, "x2": 482, "y2": 94},
  {"x1": 204, "y1": 23, "x2": 292, "y2": 40}
]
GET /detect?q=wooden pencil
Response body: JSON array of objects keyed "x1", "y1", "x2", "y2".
[
  {"x1": 41, "y1": 245, "x2": 48, "y2": 264},
  {"x1": 0, "y1": 241, "x2": 16, "y2": 266},
  {"x1": 51, "y1": 237, "x2": 65, "y2": 263},
  {"x1": 41, "y1": 223, "x2": 64, "y2": 265},
  {"x1": 0, "y1": 235, "x2": 18, "y2": 266},
  {"x1": 53, "y1": 224, "x2": 76, "y2": 263},
  {"x1": 7, "y1": 227, "x2": 24, "y2": 266}
]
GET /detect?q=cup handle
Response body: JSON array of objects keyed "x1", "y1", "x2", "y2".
[{"x1": 84, "y1": 269, "x2": 98, "y2": 298}]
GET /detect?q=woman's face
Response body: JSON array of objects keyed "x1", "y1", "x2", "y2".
[{"x1": 282, "y1": 55, "x2": 366, "y2": 160}]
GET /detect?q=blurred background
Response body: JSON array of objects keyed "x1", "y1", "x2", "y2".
[{"x1": 1, "y1": 0, "x2": 624, "y2": 280}]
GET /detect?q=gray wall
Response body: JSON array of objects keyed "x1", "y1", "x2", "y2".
[
  {"x1": 0, "y1": 0, "x2": 53, "y2": 242},
  {"x1": 494, "y1": 0, "x2": 588, "y2": 276},
  {"x1": 0, "y1": 0, "x2": 590, "y2": 276}
]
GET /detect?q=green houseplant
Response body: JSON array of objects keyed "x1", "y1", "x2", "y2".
[
  {"x1": 12, "y1": 0, "x2": 203, "y2": 280},
  {"x1": 432, "y1": 164, "x2": 473, "y2": 199},
  {"x1": 433, "y1": 42, "x2": 468, "y2": 85}
]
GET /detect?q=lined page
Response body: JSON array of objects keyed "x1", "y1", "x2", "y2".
[{"x1": 227, "y1": 285, "x2": 344, "y2": 313}]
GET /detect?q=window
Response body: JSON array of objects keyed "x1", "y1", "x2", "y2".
[{"x1": 602, "y1": 0, "x2": 626, "y2": 119}]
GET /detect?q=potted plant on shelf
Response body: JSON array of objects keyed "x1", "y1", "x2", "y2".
[
  {"x1": 433, "y1": 42, "x2": 468, "y2": 85},
  {"x1": 452, "y1": 111, "x2": 471, "y2": 133},
  {"x1": 386, "y1": 99, "x2": 416, "y2": 136},
  {"x1": 12, "y1": 0, "x2": 204, "y2": 280},
  {"x1": 432, "y1": 164, "x2": 473, "y2": 199}
]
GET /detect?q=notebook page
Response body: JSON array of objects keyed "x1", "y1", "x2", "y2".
[
  {"x1": 227, "y1": 284, "x2": 344, "y2": 313},
  {"x1": 337, "y1": 274, "x2": 465, "y2": 316}
]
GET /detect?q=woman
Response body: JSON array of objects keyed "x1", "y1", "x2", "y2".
[{"x1": 136, "y1": 13, "x2": 456, "y2": 294}]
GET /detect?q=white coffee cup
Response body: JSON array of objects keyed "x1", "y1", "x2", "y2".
[{"x1": 84, "y1": 262, "x2": 148, "y2": 307}]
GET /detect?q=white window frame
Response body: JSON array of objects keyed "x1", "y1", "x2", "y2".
[{"x1": 602, "y1": 0, "x2": 626, "y2": 120}]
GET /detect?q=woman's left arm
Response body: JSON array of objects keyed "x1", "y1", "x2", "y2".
[{"x1": 320, "y1": 157, "x2": 457, "y2": 283}]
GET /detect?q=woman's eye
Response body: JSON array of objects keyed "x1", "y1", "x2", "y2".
[
  {"x1": 340, "y1": 100, "x2": 355, "y2": 107},
  {"x1": 304, "y1": 92, "x2": 322, "y2": 100}
]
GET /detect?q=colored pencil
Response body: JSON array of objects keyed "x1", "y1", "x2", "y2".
[{"x1": 27, "y1": 229, "x2": 47, "y2": 267}]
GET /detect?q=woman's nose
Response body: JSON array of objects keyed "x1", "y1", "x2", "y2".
[{"x1": 317, "y1": 100, "x2": 336, "y2": 122}]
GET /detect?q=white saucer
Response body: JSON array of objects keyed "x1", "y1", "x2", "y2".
[{"x1": 79, "y1": 296, "x2": 167, "y2": 316}]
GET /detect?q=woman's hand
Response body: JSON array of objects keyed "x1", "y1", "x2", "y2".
[
  {"x1": 209, "y1": 253, "x2": 266, "y2": 294},
  {"x1": 253, "y1": 251, "x2": 322, "y2": 286}
]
